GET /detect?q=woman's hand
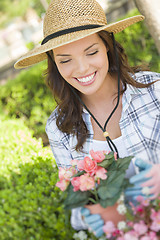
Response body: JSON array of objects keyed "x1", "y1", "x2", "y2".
[
  {"x1": 125, "y1": 159, "x2": 160, "y2": 200},
  {"x1": 141, "y1": 163, "x2": 160, "y2": 199},
  {"x1": 81, "y1": 207, "x2": 104, "y2": 237}
]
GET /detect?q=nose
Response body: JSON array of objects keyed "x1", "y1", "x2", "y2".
[{"x1": 76, "y1": 57, "x2": 89, "y2": 75}]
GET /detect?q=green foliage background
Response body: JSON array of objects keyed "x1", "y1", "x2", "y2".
[
  {"x1": 0, "y1": 118, "x2": 76, "y2": 239},
  {"x1": 115, "y1": 9, "x2": 160, "y2": 72},
  {"x1": 0, "y1": 62, "x2": 56, "y2": 145},
  {"x1": 0, "y1": 0, "x2": 50, "y2": 28},
  {"x1": 0, "y1": 7, "x2": 159, "y2": 240}
]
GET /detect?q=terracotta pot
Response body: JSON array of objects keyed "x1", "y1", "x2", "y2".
[{"x1": 85, "y1": 203, "x2": 125, "y2": 226}]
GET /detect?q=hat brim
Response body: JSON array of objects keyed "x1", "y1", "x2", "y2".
[{"x1": 14, "y1": 15, "x2": 144, "y2": 69}]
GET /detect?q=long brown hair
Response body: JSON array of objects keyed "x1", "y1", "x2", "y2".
[{"x1": 45, "y1": 31, "x2": 152, "y2": 151}]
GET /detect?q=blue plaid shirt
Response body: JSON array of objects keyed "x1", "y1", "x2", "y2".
[{"x1": 46, "y1": 71, "x2": 160, "y2": 230}]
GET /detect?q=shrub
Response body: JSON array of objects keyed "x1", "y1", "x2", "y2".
[
  {"x1": 0, "y1": 62, "x2": 56, "y2": 145},
  {"x1": 115, "y1": 9, "x2": 160, "y2": 72},
  {"x1": 0, "y1": 118, "x2": 75, "y2": 239}
]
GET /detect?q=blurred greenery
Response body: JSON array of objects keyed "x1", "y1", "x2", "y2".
[
  {"x1": 116, "y1": 9, "x2": 160, "y2": 72},
  {"x1": 0, "y1": 0, "x2": 50, "y2": 28},
  {"x1": 0, "y1": 117, "x2": 77, "y2": 239},
  {"x1": 0, "y1": 62, "x2": 56, "y2": 145}
]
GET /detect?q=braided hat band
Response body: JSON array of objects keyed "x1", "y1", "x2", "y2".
[{"x1": 14, "y1": 0, "x2": 144, "y2": 69}]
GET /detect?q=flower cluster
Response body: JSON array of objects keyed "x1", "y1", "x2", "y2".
[
  {"x1": 56, "y1": 150, "x2": 132, "y2": 210},
  {"x1": 56, "y1": 150, "x2": 108, "y2": 192},
  {"x1": 103, "y1": 195, "x2": 160, "y2": 240}
]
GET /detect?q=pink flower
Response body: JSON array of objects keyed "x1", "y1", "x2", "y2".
[
  {"x1": 58, "y1": 166, "x2": 77, "y2": 181},
  {"x1": 95, "y1": 166, "x2": 107, "y2": 181},
  {"x1": 150, "y1": 221, "x2": 160, "y2": 232},
  {"x1": 136, "y1": 205, "x2": 144, "y2": 214},
  {"x1": 78, "y1": 156, "x2": 97, "y2": 176},
  {"x1": 70, "y1": 159, "x2": 78, "y2": 166},
  {"x1": 114, "y1": 152, "x2": 118, "y2": 160},
  {"x1": 58, "y1": 167, "x2": 67, "y2": 180},
  {"x1": 103, "y1": 221, "x2": 116, "y2": 238},
  {"x1": 71, "y1": 177, "x2": 81, "y2": 192},
  {"x1": 148, "y1": 231, "x2": 158, "y2": 240},
  {"x1": 90, "y1": 150, "x2": 105, "y2": 162},
  {"x1": 140, "y1": 233, "x2": 158, "y2": 240},
  {"x1": 127, "y1": 221, "x2": 134, "y2": 227},
  {"x1": 77, "y1": 160, "x2": 85, "y2": 171},
  {"x1": 79, "y1": 174, "x2": 95, "y2": 191},
  {"x1": 136, "y1": 196, "x2": 150, "y2": 207},
  {"x1": 56, "y1": 179, "x2": 69, "y2": 191},
  {"x1": 64, "y1": 167, "x2": 77, "y2": 180},
  {"x1": 123, "y1": 231, "x2": 139, "y2": 240},
  {"x1": 150, "y1": 209, "x2": 160, "y2": 232},
  {"x1": 140, "y1": 236, "x2": 150, "y2": 240},
  {"x1": 133, "y1": 220, "x2": 148, "y2": 235}
]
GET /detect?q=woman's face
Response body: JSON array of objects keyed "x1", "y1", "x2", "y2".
[{"x1": 53, "y1": 33, "x2": 109, "y2": 97}]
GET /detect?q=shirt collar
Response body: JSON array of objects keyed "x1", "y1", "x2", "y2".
[{"x1": 82, "y1": 84, "x2": 148, "y2": 115}]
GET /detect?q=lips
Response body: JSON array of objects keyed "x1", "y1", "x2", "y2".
[{"x1": 76, "y1": 72, "x2": 96, "y2": 83}]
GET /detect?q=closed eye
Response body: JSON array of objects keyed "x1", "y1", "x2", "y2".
[
  {"x1": 60, "y1": 59, "x2": 71, "y2": 64},
  {"x1": 87, "y1": 50, "x2": 99, "y2": 56}
]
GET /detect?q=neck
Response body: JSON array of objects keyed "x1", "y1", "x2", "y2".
[{"x1": 81, "y1": 73, "x2": 120, "y2": 110}]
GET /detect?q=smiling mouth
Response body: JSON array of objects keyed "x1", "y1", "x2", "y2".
[{"x1": 75, "y1": 72, "x2": 96, "y2": 83}]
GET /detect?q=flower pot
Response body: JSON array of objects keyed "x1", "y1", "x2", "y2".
[{"x1": 85, "y1": 203, "x2": 125, "y2": 226}]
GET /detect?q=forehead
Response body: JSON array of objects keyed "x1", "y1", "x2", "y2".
[{"x1": 53, "y1": 33, "x2": 102, "y2": 54}]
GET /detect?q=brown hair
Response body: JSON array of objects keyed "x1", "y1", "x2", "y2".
[{"x1": 45, "y1": 31, "x2": 152, "y2": 151}]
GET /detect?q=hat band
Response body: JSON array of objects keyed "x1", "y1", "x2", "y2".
[{"x1": 41, "y1": 24, "x2": 104, "y2": 45}]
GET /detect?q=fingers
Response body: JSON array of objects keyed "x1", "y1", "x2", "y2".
[
  {"x1": 135, "y1": 159, "x2": 152, "y2": 170},
  {"x1": 141, "y1": 178, "x2": 155, "y2": 188},
  {"x1": 93, "y1": 226, "x2": 104, "y2": 237},
  {"x1": 133, "y1": 194, "x2": 154, "y2": 201},
  {"x1": 129, "y1": 169, "x2": 151, "y2": 184},
  {"x1": 125, "y1": 189, "x2": 142, "y2": 197},
  {"x1": 84, "y1": 214, "x2": 102, "y2": 224},
  {"x1": 81, "y1": 207, "x2": 90, "y2": 217},
  {"x1": 81, "y1": 207, "x2": 104, "y2": 237},
  {"x1": 88, "y1": 219, "x2": 104, "y2": 230}
]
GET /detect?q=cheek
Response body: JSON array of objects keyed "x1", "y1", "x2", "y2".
[
  {"x1": 56, "y1": 63, "x2": 73, "y2": 80},
  {"x1": 97, "y1": 53, "x2": 109, "y2": 71}
]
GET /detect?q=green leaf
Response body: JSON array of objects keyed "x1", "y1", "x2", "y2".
[
  {"x1": 63, "y1": 184, "x2": 90, "y2": 209},
  {"x1": 64, "y1": 199, "x2": 89, "y2": 210},
  {"x1": 104, "y1": 152, "x2": 114, "y2": 160},
  {"x1": 99, "y1": 190, "x2": 121, "y2": 208},
  {"x1": 72, "y1": 170, "x2": 85, "y2": 177},
  {"x1": 98, "y1": 171, "x2": 125, "y2": 200},
  {"x1": 97, "y1": 159, "x2": 113, "y2": 168},
  {"x1": 116, "y1": 156, "x2": 133, "y2": 171}
]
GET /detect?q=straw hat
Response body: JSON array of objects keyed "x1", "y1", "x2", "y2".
[{"x1": 14, "y1": 0, "x2": 144, "y2": 69}]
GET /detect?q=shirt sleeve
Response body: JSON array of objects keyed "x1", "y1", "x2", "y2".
[
  {"x1": 71, "y1": 208, "x2": 88, "y2": 230},
  {"x1": 154, "y1": 76, "x2": 160, "y2": 102},
  {"x1": 45, "y1": 119, "x2": 72, "y2": 168},
  {"x1": 45, "y1": 117, "x2": 88, "y2": 230}
]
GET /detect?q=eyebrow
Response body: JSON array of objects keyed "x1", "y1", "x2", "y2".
[{"x1": 56, "y1": 43, "x2": 98, "y2": 57}]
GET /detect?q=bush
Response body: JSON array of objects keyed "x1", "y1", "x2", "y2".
[
  {"x1": 115, "y1": 9, "x2": 160, "y2": 72},
  {"x1": 0, "y1": 118, "x2": 75, "y2": 239},
  {"x1": 0, "y1": 62, "x2": 56, "y2": 145}
]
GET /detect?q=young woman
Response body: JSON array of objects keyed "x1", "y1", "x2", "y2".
[{"x1": 15, "y1": 0, "x2": 160, "y2": 237}]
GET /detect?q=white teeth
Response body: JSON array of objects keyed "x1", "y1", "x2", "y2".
[{"x1": 77, "y1": 72, "x2": 95, "y2": 83}]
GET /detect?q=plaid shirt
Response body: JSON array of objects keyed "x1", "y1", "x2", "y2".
[{"x1": 46, "y1": 71, "x2": 160, "y2": 230}]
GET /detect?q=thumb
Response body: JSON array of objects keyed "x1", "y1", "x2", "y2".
[
  {"x1": 81, "y1": 207, "x2": 90, "y2": 217},
  {"x1": 135, "y1": 158, "x2": 151, "y2": 171}
]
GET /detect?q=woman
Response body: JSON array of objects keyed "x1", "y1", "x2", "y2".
[{"x1": 14, "y1": 0, "x2": 160, "y2": 237}]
